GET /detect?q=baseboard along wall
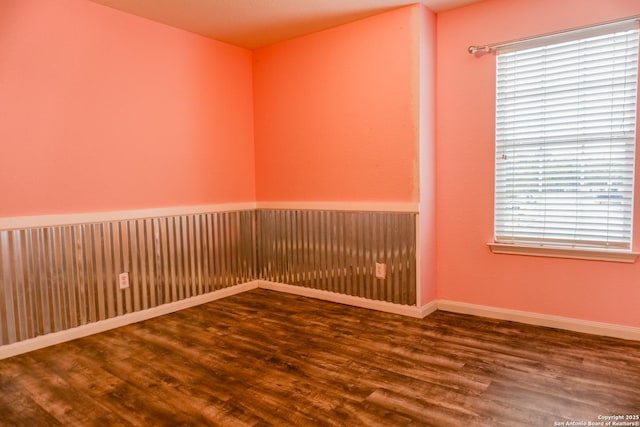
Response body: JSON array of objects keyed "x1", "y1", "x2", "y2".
[
  {"x1": 436, "y1": 300, "x2": 640, "y2": 342},
  {"x1": 2, "y1": 280, "x2": 638, "y2": 360},
  {"x1": 0, "y1": 281, "x2": 259, "y2": 360}
]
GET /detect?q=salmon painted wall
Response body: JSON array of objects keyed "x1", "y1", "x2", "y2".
[
  {"x1": 253, "y1": 6, "x2": 420, "y2": 203},
  {"x1": 0, "y1": 0, "x2": 255, "y2": 217},
  {"x1": 419, "y1": 6, "x2": 437, "y2": 305},
  {"x1": 436, "y1": 0, "x2": 640, "y2": 327}
]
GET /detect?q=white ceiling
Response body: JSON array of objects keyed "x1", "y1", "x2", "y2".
[{"x1": 87, "y1": 0, "x2": 481, "y2": 49}]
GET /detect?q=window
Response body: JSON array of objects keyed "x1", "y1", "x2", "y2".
[{"x1": 492, "y1": 24, "x2": 640, "y2": 261}]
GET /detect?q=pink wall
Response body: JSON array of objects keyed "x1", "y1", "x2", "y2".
[
  {"x1": 7, "y1": 0, "x2": 637, "y2": 329},
  {"x1": 436, "y1": 0, "x2": 640, "y2": 327},
  {"x1": 253, "y1": 6, "x2": 420, "y2": 203},
  {"x1": 0, "y1": 0, "x2": 255, "y2": 217},
  {"x1": 419, "y1": 6, "x2": 438, "y2": 305}
]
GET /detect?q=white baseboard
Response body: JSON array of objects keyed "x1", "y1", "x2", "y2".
[
  {"x1": 3, "y1": 282, "x2": 638, "y2": 360},
  {"x1": 419, "y1": 300, "x2": 439, "y2": 318},
  {"x1": 437, "y1": 299, "x2": 640, "y2": 341},
  {"x1": 256, "y1": 280, "x2": 428, "y2": 318},
  {"x1": 0, "y1": 281, "x2": 259, "y2": 360}
]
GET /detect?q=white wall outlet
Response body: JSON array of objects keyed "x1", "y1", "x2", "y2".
[
  {"x1": 375, "y1": 262, "x2": 386, "y2": 279},
  {"x1": 118, "y1": 272, "x2": 130, "y2": 290}
]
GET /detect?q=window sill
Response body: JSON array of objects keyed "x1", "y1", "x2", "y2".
[{"x1": 487, "y1": 242, "x2": 639, "y2": 263}]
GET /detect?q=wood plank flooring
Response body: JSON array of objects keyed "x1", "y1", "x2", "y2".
[{"x1": 0, "y1": 288, "x2": 639, "y2": 426}]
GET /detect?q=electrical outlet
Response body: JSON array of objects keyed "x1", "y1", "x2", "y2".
[
  {"x1": 118, "y1": 272, "x2": 130, "y2": 289},
  {"x1": 375, "y1": 262, "x2": 386, "y2": 279}
]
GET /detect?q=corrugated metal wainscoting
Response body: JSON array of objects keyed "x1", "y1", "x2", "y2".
[
  {"x1": 0, "y1": 208, "x2": 417, "y2": 346},
  {"x1": 257, "y1": 210, "x2": 417, "y2": 305},
  {"x1": 0, "y1": 211, "x2": 256, "y2": 346}
]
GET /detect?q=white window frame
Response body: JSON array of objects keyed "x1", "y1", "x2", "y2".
[{"x1": 488, "y1": 22, "x2": 640, "y2": 263}]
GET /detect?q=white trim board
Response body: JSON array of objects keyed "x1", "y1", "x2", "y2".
[
  {"x1": 0, "y1": 281, "x2": 259, "y2": 360},
  {"x1": 0, "y1": 201, "x2": 419, "y2": 231},
  {"x1": 0, "y1": 203, "x2": 258, "y2": 231},
  {"x1": 3, "y1": 282, "x2": 638, "y2": 360},
  {"x1": 257, "y1": 280, "x2": 428, "y2": 318},
  {"x1": 437, "y1": 300, "x2": 640, "y2": 341},
  {"x1": 419, "y1": 300, "x2": 439, "y2": 318},
  {"x1": 0, "y1": 280, "x2": 424, "y2": 360},
  {"x1": 259, "y1": 285, "x2": 640, "y2": 341},
  {"x1": 256, "y1": 201, "x2": 419, "y2": 213}
]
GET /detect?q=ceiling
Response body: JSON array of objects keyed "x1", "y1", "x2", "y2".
[{"x1": 87, "y1": 0, "x2": 481, "y2": 49}]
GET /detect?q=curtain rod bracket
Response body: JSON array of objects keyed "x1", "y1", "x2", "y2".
[{"x1": 468, "y1": 45, "x2": 492, "y2": 56}]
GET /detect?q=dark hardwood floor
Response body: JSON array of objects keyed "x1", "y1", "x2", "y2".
[{"x1": 0, "y1": 288, "x2": 639, "y2": 426}]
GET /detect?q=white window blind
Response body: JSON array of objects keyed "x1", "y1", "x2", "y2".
[{"x1": 495, "y1": 27, "x2": 640, "y2": 251}]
